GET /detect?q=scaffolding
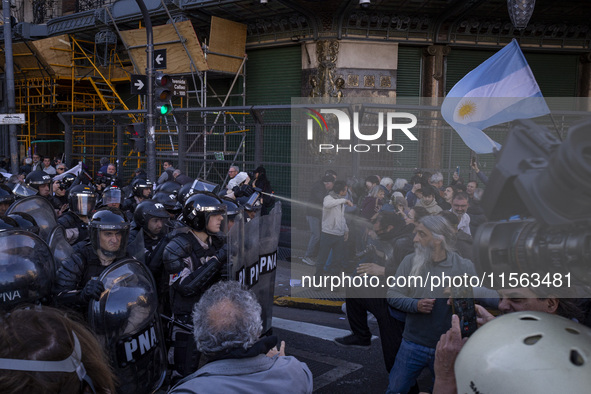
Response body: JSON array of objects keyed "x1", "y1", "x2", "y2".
[{"x1": 2, "y1": 10, "x2": 248, "y2": 180}]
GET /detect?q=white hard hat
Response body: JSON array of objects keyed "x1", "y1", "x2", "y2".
[{"x1": 455, "y1": 311, "x2": 591, "y2": 393}]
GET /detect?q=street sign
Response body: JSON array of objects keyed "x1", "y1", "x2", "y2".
[
  {"x1": 0, "y1": 114, "x2": 25, "y2": 125},
  {"x1": 130, "y1": 75, "x2": 147, "y2": 95},
  {"x1": 172, "y1": 77, "x2": 187, "y2": 97},
  {"x1": 154, "y1": 49, "x2": 167, "y2": 69}
]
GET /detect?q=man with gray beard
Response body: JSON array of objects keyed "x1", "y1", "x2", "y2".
[{"x1": 386, "y1": 215, "x2": 477, "y2": 394}]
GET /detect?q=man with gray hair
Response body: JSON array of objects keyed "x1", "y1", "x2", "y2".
[
  {"x1": 386, "y1": 215, "x2": 477, "y2": 394},
  {"x1": 169, "y1": 281, "x2": 313, "y2": 393}
]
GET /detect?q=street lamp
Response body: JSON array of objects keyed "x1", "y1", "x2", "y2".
[{"x1": 507, "y1": 0, "x2": 536, "y2": 30}]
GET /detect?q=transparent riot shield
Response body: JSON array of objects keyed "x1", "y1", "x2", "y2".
[
  {"x1": 88, "y1": 259, "x2": 166, "y2": 394},
  {"x1": 227, "y1": 209, "x2": 245, "y2": 281},
  {"x1": 0, "y1": 230, "x2": 54, "y2": 311},
  {"x1": 232, "y1": 213, "x2": 260, "y2": 299},
  {"x1": 47, "y1": 226, "x2": 75, "y2": 270},
  {"x1": 126, "y1": 228, "x2": 147, "y2": 265},
  {"x1": 255, "y1": 202, "x2": 282, "y2": 333},
  {"x1": 6, "y1": 195, "x2": 58, "y2": 242}
]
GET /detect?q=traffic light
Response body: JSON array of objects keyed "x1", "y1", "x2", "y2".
[
  {"x1": 127, "y1": 122, "x2": 146, "y2": 152},
  {"x1": 154, "y1": 72, "x2": 172, "y2": 116}
]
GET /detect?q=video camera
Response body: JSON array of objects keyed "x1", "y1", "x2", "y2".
[
  {"x1": 95, "y1": 171, "x2": 114, "y2": 186},
  {"x1": 474, "y1": 119, "x2": 591, "y2": 289}
]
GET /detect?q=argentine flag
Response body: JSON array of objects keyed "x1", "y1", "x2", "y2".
[{"x1": 441, "y1": 39, "x2": 550, "y2": 154}]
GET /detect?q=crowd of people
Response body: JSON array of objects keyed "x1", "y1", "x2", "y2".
[
  {"x1": 0, "y1": 156, "x2": 316, "y2": 394},
  {"x1": 302, "y1": 164, "x2": 591, "y2": 393},
  {"x1": 1, "y1": 152, "x2": 591, "y2": 393}
]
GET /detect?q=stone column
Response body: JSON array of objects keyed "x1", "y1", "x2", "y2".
[{"x1": 420, "y1": 45, "x2": 450, "y2": 170}]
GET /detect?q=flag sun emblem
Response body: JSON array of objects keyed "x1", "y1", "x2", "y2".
[{"x1": 457, "y1": 100, "x2": 476, "y2": 119}]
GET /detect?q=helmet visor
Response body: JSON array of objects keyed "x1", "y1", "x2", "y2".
[
  {"x1": 104, "y1": 189, "x2": 122, "y2": 205},
  {"x1": 74, "y1": 194, "x2": 97, "y2": 216}
]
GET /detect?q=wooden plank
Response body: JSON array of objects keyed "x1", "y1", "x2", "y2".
[
  {"x1": 208, "y1": 16, "x2": 247, "y2": 74},
  {"x1": 119, "y1": 20, "x2": 207, "y2": 74},
  {"x1": 30, "y1": 35, "x2": 72, "y2": 77},
  {"x1": 0, "y1": 41, "x2": 55, "y2": 79}
]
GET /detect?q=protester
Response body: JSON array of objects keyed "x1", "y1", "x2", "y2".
[{"x1": 169, "y1": 281, "x2": 313, "y2": 394}]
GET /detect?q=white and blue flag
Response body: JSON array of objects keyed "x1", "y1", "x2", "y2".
[{"x1": 441, "y1": 39, "x2": 550, "y2": 154}]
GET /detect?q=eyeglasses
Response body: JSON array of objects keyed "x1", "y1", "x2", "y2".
[{"x1": 57, "y1": 167, "x2": 66, "y2": 171}]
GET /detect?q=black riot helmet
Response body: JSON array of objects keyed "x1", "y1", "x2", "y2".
[
  {"x1": 0, "y1": 216, "x2": 17, "y2": 231},
  {"x1": 131, "y1": 178, "x2": 154, "y2": 199},
  {"x1": 102, "y1": 186, "x2": 123, "y2": 206},
  {"x1": 220, "y1": 196, "x2": 240, "y2": 220},
  {"x1": 0, "y1": 184, "x2": 15, "y2": 205},
  {"x1": 25, "y1": 170, "x2": 52, "y2": 190},
  {"x1": 182, "y1": 192, "x2": 226, "y2": 233},
  {"x1": 8, "y1": 212, "x2": 40, "y2": 235},
  {"x1": 133, "y1": 200, "x2": 170, "y2": 233},
  {"x1": 67, "y1": 184, "x2": 97, "y2": 216},
  {"x1": 0, "y1": 230, "x2": 55, "y2": 311},
  {"x1": 89, "y1": 210, "x2": 130, "y2": 259},
  {"x1": 157, "y1": 181, "x2": 181, "y2": 196},
  {"x1": 178, "y1": 182, "x2": 196, "y2": 205},
  {"x1": 152, "y1": 191, "x2": 182, "y2": 216}
]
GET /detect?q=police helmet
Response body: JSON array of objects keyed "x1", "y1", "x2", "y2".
[
  {"x1": 89, "y1": 210, "x2": 130, "y2": 259},
  {"x1": 0, "y1": 230, "x2": 54, "y2": 311},
  {"x1": 67, "y1": 184, "x2": 97, "y2": 216},
  {"x1": 131, "y1": 178, "x2": 154, "y2": 199},
  {"x1": 178, "y1": 182, "x2": 197, "y2": 205},
  {"x1": 102, "y1": 186, "x2": 122, "y2": 206},
  {"x1": 0, "y1": 184, "x2": 15, "y2": 205},
  {"x1": 220, "y1": 196, "x2": 240, "y2": 220},
  {"x1": 182, "y1": 192, "x2": 226, "y2": 233},
  {"x1": 0, "y1": 216, "x2": 17, "y2": 231},
  {"x1": 134, "y1": 200, "x2": 170, "y2": 232},
  {"x1": 152, "y1": 191, "x2": 182, "y2": 215},
  {"x1": 25, "y1": 170, "x2": 52, "y2": 189},
  {"x1": 7, "y1": 212, "x2": 40, "y2": 235},
  {"x1": 157, "y1": 181, "x2": 181, "y2": 196}
]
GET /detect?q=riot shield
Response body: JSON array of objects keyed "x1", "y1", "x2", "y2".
[
  {"x1": 227, "y1": 209, "x2": 245, "y2": 281},
  {"x1": 6, "y1": 195, "x2": 58, "y2": 242},
  {"x1": 0, "y1": 230, "x2": 54, "y2": 311},
  {"x1": 190, "y1": 178, "x2": 220, "y2": 195},
  {"x1": 88, "y1": 258, "x2": 166, "y2": 394},
  {"x1": 255, "y1": 202, "x2": 282, "y2": 333},
  {"x1": 126, "y1": 228, "x2": 147, "y2": 264},
  {"x1": 232, "y1": 213, "x2": 260, "y2": 303},
  {"x1": 47, "y1": 226, "x2": 75, "y2": 269}
]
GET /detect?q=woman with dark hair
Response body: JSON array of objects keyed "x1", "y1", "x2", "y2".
[
  {"x1": 0, "y1": 306, "x2": 116, "y2": 393},
  {"x1": 250, "y1": 166, "x2": 275, "y2": 215}
]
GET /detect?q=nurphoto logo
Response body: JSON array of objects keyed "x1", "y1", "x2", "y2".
[{"x1": 305, "y1": 108, "x2": 418, "y2": 153}]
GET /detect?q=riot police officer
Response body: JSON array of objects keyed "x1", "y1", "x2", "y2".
[
  {"x1": 162, "y1": 192, "x2": 227, "y2": 377},
  {"x1": 128, "y1": 200, "x2": 170, "y2": 268},
  {"x1": 0, "y1": 184, "x2": 15, "y2": 216},
  {"x1": 25, "y1": 170, "x2": 52, "y2": 198},
  {"x1": 122, "y1": 178, "x2": 154, "y2": 214},
  {"x1": 57, "y1": 184, "x2": 97, "y2": 246},
  {"x1": 153, "y1": 190, "x2": 183, "y2": 219},
  {"x1": 54, "y1": 210, "x2": 130, "y2": 313}
]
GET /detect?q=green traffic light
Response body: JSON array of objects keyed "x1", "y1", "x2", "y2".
[{"x1": 160, "y1": 106, "x2": 169, "y2": 115}]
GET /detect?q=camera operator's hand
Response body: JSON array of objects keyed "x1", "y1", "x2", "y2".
[
  {"x1": 78, "y1": 279, "x2": 105, "y2": 303},
  {"x1": 412, "y1": 182, "x2": 422, "y2": 193},
  {"x1": 417, "y1": 298, "x2": 435, "y2": 314}
]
